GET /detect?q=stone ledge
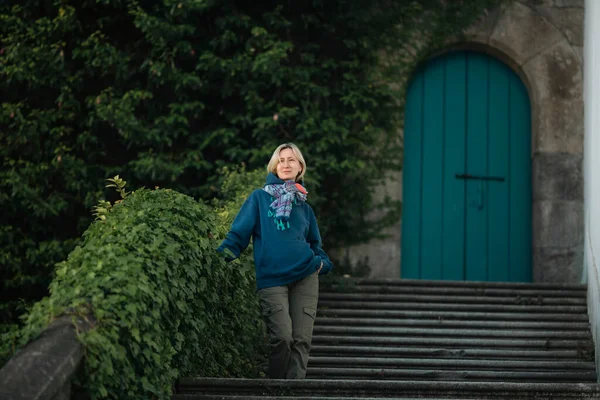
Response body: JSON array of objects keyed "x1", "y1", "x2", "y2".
[{"x1": 0, "y1": 316, "x2": 93, "y2": 400}]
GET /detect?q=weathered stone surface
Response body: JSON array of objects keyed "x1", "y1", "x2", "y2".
[
  {"x1": 524, "y1": 39, "x2": 583, "y2": 153},
  {"x1": 520, "y1": 0, "x2": 583, "y2": 8},
  {"x1": 533, "y1": 152, "x2": 583, "y2": 201},
  {"x1": 489, "y1": 2, "x2": 564, "y2": 66},
  {"x1": 178, "y1": 376, "x2": 600, "y2": 397},
  {"x1": 53, "y1": 384, "x2": 70, "y2": 400},
  {"x1": 533, "y1": 246, "x2": 583, "y2": 283},
  {"x1": 533, "y1": 6, "x2": 584, "y2": 47},
  {"x1": 332, "y1": 169, "x2": 402, "y2": 279},
  {"x1": 0, "y1": 317, "x2": 90, "y2": 400},
  {"x1": 463, "y1": 4, "x2": 504, "y2": 42},
  {"x1": 518, "y1": 0, "x2": 554, "y2": 7},
  {"x1": 333, "y1": 232, "x2": 401, "y2": 279},
  {"x1": 573, "y1": 45, "x2": 583, "y2": 65},
  {"x1": 553, "y1": 0, "x2": 584, "y2": 8},
  {"x1": 533, "y1": 200, "x2": 583, "y2": 249}
]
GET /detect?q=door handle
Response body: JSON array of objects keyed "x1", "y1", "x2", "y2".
[{"x1": 456, "y1": 173, "x2": 505, "y2": 182}]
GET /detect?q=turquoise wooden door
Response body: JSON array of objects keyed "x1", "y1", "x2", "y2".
[{"x1": 401, "y1": 51, "x2": 532, "y2": 282}]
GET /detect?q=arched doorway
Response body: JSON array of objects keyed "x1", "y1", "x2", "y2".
[{"x1": 401, "y1": 51, "x2": 532, "y2": 282}]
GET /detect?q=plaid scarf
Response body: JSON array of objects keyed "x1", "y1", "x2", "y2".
[{"x1": 263, "y1": 181, "x2": 308, "y2": 223}]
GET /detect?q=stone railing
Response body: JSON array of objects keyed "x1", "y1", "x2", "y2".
[{"x1": 0, "y1": 316, "x2": 93, "y2": 400}]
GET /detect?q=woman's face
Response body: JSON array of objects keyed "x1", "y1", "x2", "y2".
[{"x1": 276, "y1": 148, "x2": 302, "y2": 181}]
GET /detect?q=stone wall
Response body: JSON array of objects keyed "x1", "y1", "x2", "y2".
[{"x1": 335, "y1": 0, "x2": 585, "y2": 284}]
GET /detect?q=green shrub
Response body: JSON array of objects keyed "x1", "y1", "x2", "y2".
[
  {"x1": 15, "y1": 181, "x2": 264, "y2": 399},
  {"x1": 0, "y1": 323, "x2": 19, "y2": 366},
  {"x1": 214, "y1": 166, "x2": 264, "y2": 208},
  {"x1": 0, "y1": 0, "x2": 503, "y2": 328}
]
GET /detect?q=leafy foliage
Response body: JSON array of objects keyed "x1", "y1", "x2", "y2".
[
  {"x1": 12, "y1": 178, "x2": 265, "y2": 399},
  {"x1": 0, "y1": 323, "x2": 19, "y2": 367},
  {"x1": 0, "y1": 0, "x2": 504, "y2": 331}
]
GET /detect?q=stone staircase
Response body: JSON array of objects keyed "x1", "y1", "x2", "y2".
[{"x1": 174, "y1": 279, "x2": 600, "y2": 399}]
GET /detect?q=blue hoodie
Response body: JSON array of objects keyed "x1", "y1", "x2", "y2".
[{"x1": 218, "y1": 173, "x2": 333, "y2": 290}]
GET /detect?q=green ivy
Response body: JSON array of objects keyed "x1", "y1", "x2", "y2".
[
  {"x1": 0, "y1": 0, "x2": 505, "y2": 333},
  {"x1": 13, "y1": 175, "x2": 265, "y2": 399},
  {"x1": 0, "y1": 323, "x2": 19, "y2": 367}
]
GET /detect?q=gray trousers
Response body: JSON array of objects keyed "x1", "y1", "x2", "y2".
[{"x1": 257, "y1": 272, "x2": 319, "y2": 379}]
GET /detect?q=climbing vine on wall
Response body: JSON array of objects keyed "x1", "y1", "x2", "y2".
[{"x1": 0, "y1": 0, "x2": 506, "y2": 330}]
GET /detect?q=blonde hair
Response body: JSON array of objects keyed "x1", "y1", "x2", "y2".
[{"x1": 267, "y1": 143, "x2": 307, "y2": 182}]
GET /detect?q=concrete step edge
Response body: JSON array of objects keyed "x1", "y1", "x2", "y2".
[
  {"x1": 317, "y1": 302, "x2": 588, "y2": 313},
  {"x1": 306, "y1": 368, "x2": 597, "y2": 381},
  {"x1": 177, "y1": 377, "x2": 600, "y2": 392},
  {"x1": 308, "y1": 356, "x2": 596, "y2": 370},
  {"x1": 173, "y1": 396, "x2": 593, "y2": 400},
  {"x1": 320, "y1": 287, "x2": 587, "y2": 299},
  {"x1": 311, "y1": 335, "x2": 594, "y2": 349},
  {"x1": 322, "y1": 278, "x2": 587, "y2": 290},
  {"x1": 309, "y1": 345, "x2": 593, "y2": 360},
  {"x1": 315, "y1": 317, "x2": 591, "y2": 330},
  {"x1": 173, "y1": 396, "x2": 490, "y2": 400},
  {"x1": 318, "y1": 293, "x2": 587, "y2": 305},
  {"x1": 316, "y1": 309, "x2": 589, "y2": 321},
  {"x1": 312, "y1": 326, "x2": 592, "y2": 339}
]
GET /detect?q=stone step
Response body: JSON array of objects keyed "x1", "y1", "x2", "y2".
[
  {"x1": 321, "y1": 286, "x2": 588, "y2": 300},
  {"x1": 318, "y1": 292, "x2": 586, "y2": 305},
  {"x1": 175, "y1": 281, "x2": 596, "y2": 399},
  {"x1": 323, "y1": 285, "x2": 586, "y2": 299},
  {"x1": 317, "y1": 300, "x2": 587, "y2": 314},
  {"x1": 312, "y1": 325, "x2": 591, "y2": 339},
  {"x1": 174, "y1": 397, "x2": 591, "y2": 400},
  {"x1": 174, "y1": 378, "x2": 600, "y2": 399},
  {"x1": 311, "y1": 335, "x2": 594, "y2": 350},
  {"x1": 316, "y1": 308, "x2": 589, "y2": 322},
  {"x1": 174, "y1": 397, "x2": 483, "y2": 400},
  {"x1": 306, "y1": 368, "x2": 598, "y2": 382},
  {"x1": 325, "y1": 278, "x2": 586, "y2": 291},
  {"x1": 321, "y1": 277, "x2": 587, "y2": 296},
  {"x1": 309, "y1": 345, "x2": 593, "y2": 361},
  {"x1": 307, "y1": 356, "x2": 596, "y2": 371},
  {"x1": 315, "y1": 317, "x2": 591, "y2": 331}
]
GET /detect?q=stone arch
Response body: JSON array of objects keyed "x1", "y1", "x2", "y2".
[
  {"x1": 338, "y1": 1, "x2": 584, "y2": 283},
  {"x1": 454, "y1": 1, "x2": 585, "y2": 283}
]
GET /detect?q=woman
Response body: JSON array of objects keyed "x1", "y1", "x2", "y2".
[{"x1": 218, "y1": 142, "x2": 333, "y2": 379}]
